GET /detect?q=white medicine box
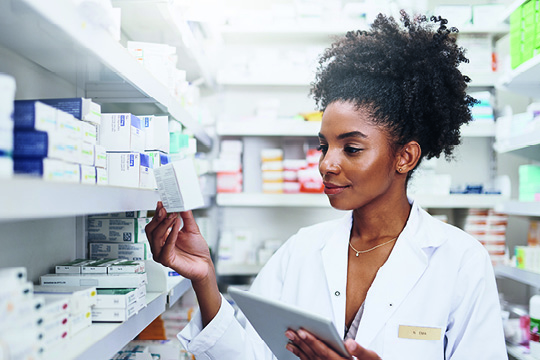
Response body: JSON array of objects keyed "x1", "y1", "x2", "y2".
[
  {"x1": 107, "y1": 152, "x2": 140, "y2": 188},
  {"x1": 99, "y1": 114, "x2": 145, "y2": 152},
  {"x1": 154, "y1": 158, "x2": 204, "y2": 212},
  {"x1": 141, "y1": 115, "x2": 169, "y2": 153}
]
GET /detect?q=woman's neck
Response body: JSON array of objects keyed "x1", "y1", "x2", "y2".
[{"x1": 350, "y1": 194, "x2": 411, "y2": 245}]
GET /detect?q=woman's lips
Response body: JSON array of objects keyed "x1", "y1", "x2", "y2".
[{"x1": 323, "y1": 183, "x2": 349, "y2": 195}]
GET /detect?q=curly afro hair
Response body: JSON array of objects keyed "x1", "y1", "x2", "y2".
[{"x1": 310, "y1": 10, "x2": 477, "y2": 170}]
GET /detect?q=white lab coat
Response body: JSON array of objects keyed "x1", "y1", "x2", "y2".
[{"x1": 178, "y1": 201, "x2": 507, "y2": 359}]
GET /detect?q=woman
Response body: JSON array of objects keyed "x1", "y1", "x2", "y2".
[{"x1": 146, "y1": 11, "x2": 506, "y2": 359}]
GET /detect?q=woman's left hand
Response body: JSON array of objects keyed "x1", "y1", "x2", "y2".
[{"x1": 285, "y1": 329, "x2": 381, "y2": 360}]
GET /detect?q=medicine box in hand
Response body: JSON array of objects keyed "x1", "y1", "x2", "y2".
[{"x1": 154, "y1": 158, "x2": 205, "y2": 212}]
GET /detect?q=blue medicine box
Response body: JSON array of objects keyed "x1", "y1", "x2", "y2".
[
  {"x1": 14, "y1": 158, "x2": 46, "y2": 175},
  {"x1": 160, "y1": 153, "x2": 170, "y2": 166},
  {"x1": 13, "y1": 130, "x2": 49, "y2": 158},
  {"x1": 14, "y1": 100, "x2": 56, "y2": 131},
  {"x1": 40, "y1": 98, "x2": 101, "y2": 124}
]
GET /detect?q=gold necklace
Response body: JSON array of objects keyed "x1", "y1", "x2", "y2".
[{"x1": 349, "y1": 237, "x2": 398, "y2": 256}]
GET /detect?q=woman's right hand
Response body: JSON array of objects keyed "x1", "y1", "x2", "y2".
[{"x1": 145, "y1": 201, "x2": 214, "y2": 283}]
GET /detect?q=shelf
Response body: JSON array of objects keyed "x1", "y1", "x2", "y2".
[
  {"x1": 496, "y1": 201, "x2": 540, "y2": 217},
  {"x1": 217, "y1": 263, "x2": 264, "y2": 276},
  {"x1": 217, "y1": 193, "x2": 507, "y2": 208},
  {"x1": 217, "y1": 119, "x2": 320, "y2": 137},
  {"x1": 43, "y1": 291, "x2": 166, "y2": 360},
  {"x1": 40, "y1": 276, "x2": 191, "y2": 360},
  {"x1": 0, "y1": 177, "x2": 160, "y2": 221},
  {"x1": 0, "y1": 0, "x2": 212, "y2": 147},
  {"x1": 216, "y1": 73, "x2": 314, "y2": 86},
  {"x1": 494, "y1": 127, "x2": 540, "y2": 161},
  {"x1": 110, "y1": 0, "x2": 215, "y2": 87},
  {"x1": 167, "y1": 276, "x2": 192, "y2": 306},
  {"x1": 498, "y1": 55, "x2": 540, "y2": 99},
  {"x1": 217, "y1": 120, "x2": 494, "y2": 137},
  {"x1": 507, "y1": 343, "x2": 533, "y2": 360},
  {"x1": 219, "y1": 23, "x2": 508, "y2": 40},
  {"x1": 495, "y1": 265, "x2": 540, "y2": 287},
  {"x1": 500, "y1": 0, "x2": 527, "y2": 23}
]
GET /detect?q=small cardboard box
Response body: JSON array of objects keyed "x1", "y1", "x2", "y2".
[
  {"x1": 154, "y1": 158, "x2": 204, "y2": 212},
  {"x1": 107, "y1": 152, "x2": 140, "y2": 188},
  {"x1": 99, "y1": 113, "x2": 145, "y2": 152}
]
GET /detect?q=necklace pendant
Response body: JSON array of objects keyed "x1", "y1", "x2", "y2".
[{"x1": 355, "y1": 252, "x2": 359, "y2": 257}]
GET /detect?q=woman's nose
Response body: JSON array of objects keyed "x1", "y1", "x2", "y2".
[{"x1": 319, "y1": 150, "x2": 340, "y2": 175}]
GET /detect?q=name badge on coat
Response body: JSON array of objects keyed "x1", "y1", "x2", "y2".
[{"x1": 398, "y1": 325, "x2": 442, "y2": 340}]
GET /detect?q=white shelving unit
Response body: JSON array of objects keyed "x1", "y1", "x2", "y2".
[
  {"x1": 494, "y1": 127, "x2": 540, "y2": 161},
  {"x1": 0, "y1": 0, "x2": 212, "y2": 147},
  {"x1": 42, "y1": 277, "x2": 191, "y2": 360},
  {"x1": 495, "y1": 265, "x2": 540, "y2": 288},
  {"x1": 498, "y1": 55, "x2": 540, "y2": 99},
  {"x1": 0, "y1": 177, "x2": 160, "y2": 221},
  {"x1": 217, "y1": 119, "x2": 495, "y2": 137},
  {"x1": 217, "y1": 193, "x2": 507, "y2": 208},
  {"x1": 507, "y1": 344, "x2": 534, "y2": 360},
  {"x1": 496, "y1": 201, "x2": 540, "y2": 217},
  {"x1": 0, "y1": 0, "x2": 209, "y2": 357},
  {"x1": 217, "y1": 263, "x2": 264, "y2": 277},
  {"x1": 110, "y1": 0, "x2": 215, "y2": 87}
]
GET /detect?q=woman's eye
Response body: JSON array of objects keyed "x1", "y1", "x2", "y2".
[
  {"x1": 345, "y1": 146, "x2": 362, "y2": 154},
  {"x1": 317, "y1": 144, "x2": 328, "y2": 153}
]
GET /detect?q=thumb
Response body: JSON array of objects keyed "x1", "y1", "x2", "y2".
[
  {"x1": 344, "y1": 339, "x2": 381, "y2": 359},
  {"x1": 179, "y1": 210, "x2": 200, "y2": 234}
]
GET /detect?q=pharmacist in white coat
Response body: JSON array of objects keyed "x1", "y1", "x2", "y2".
[{"x1": 146, "y1": 12, "x2": 507, "y2": 360}]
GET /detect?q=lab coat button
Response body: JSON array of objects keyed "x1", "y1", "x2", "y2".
[{"x1": 335, "y1": 291, "x2": 340, "y2": 296}]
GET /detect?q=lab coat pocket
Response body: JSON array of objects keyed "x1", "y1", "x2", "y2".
[{"x1": 383, "y1": 320, "x2": 445, "y2": 360}]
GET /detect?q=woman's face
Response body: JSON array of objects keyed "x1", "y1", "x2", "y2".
[{"x1": 318, "y1": 101, "x2": 400, "y2": 211}]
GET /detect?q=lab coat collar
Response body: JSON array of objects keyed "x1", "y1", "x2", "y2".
[
  {"x1": 356, "y1": 200, "x2": 449, "y2": 348},
  {"x1": 321, "y1": 200, "x2": 449, "y2": 345}
]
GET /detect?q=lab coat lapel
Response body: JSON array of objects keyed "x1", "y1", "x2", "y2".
[
  {"x1": 355, "y1": 204, "x2": 436, "y2": 348},
  {"x1": 320, "y1": 213, "x2": 352, "y2": 339}
]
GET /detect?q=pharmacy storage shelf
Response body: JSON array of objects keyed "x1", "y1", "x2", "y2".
[
  {"x1": 0, "y1": 0, "x2": 212, "y2": 147},
  {"x1": 42, "y1": 277, "x2": 191, "y2": 360},
  {"x1": 110, "y1": 0, "x2": 215, "y2": 87},
  {"x1": 501, "y1": 0, "x2": 527, "y2": 23},
  {"x1": 496, "y1": 201, "x2": 540, "y2": 217},
  {"x1": 217, "y1": 120, "x2": 495, "y2": 137},
  {"x1": 43, "y1": 292, "x2": 165, "y2": 360},
  {"x1": 216, "y1": 193, "x2": 507, "y2": 208},
  {"x1": 494, "y1": 128, "x2": 540, "y2": 161},
  {"x1": 0, "y1": 177, "x2": 160, "y2": 220},
  {"x1": 217, "y1": 263, "x2": 264, "y2": 277},
  {"x1": 167, "y1": 276, "x2": 192, "y2": 306},
  {"x1": 495, "y1": 266, "x2": 540, "y2": 287},
  {"x1": 216, "y1": 73, "x2": 314, "y2": 87},
  {"x1": 507, "y1": 344, "x2": 534, "y2": 360},
  {"x1": 498, "y1": 55, "x2": 540, "y2": 99},
  {"x1": 220, "y1": 23, "x2": 509, "y2": 40}
]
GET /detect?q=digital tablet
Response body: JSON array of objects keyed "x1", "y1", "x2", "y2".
[{"x1": 228, "y1": 287, "x2": 351, "y2": 360}]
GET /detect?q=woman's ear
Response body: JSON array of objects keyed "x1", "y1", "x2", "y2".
[{"x1": 395, "y1": 141, "x2": 421, "y2": 174}]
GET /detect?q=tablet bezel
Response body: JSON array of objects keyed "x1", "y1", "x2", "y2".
[{"x1": 228, "y1": 287, "x2": 351, "y2": 360}]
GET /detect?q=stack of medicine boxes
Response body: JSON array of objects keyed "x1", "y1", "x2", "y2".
[
  {"x1": 40, "y1": 258, "x2": 146, "y2": 323},
  {"x1": 12, "y1": 98, "x2": 104, "y2": 183},
  {"x1": 0, "y1": 267, "x2": 42, "y2": 360},
  {"x1": 99, "y1": 113, "x2": 169, "y2": 189},
  {"x1": 1, "y1": 267, "x2": 97, "y2": 358},
  {"x1": 0, "y1": 74, "x2": 15, "y2": 178},
  {"x1": 510, "y1": 0, "x2": 538, "y2": 69}
]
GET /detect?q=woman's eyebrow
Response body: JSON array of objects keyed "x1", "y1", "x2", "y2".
[
  {"x1": 318, "y1": 131, "x2": 368, "y2": 140},
  {"x1": 337, "y1": 131, "x2": 367, "y2": 140}
]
